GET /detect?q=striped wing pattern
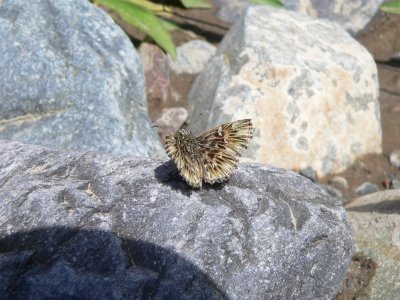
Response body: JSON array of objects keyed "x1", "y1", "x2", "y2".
[{"x1": 165, "y1": 119, "x2": 253, "y2": 188}]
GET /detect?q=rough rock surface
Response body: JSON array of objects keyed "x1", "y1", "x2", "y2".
[
  {"x1": 346, "y1": 191, "x2": 400, "y2": 299},
  {"x1": 188, "y1": 6, "x2": 382, "y2": 177},
  {"x1": 0, "y1": 140, "x2": 353, "y2": 299},
  {"x1": 282, "y1": 0, "x2": 384, "y2": 35},
  {"x1": 215, "y1": 0, "x2": 384, "y2": 35},
  {"x1": 0, "y1": 0, "x2": 164, "y2": 158}
]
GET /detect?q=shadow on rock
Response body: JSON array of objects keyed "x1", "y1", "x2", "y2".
[
  {"x1": 0, "y1": 227, "x2": 228, "y2": 299},
  {"x1": 154, "y1": 160, "x2": 228, "y2": 195},
  {"x1": 346, "y1": 200, "x2": 400, "y2": 214}
]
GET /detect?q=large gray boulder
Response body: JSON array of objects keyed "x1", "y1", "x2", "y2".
[
  {"x1": 0, "y1": 0, "x2": 165, "y2": 158},
  {"x1": 0, "y1": 140, "x2": 353, "y2": 299},
  {"x1": 188, "y1": 6, "x2": 382, "y2": 177}
]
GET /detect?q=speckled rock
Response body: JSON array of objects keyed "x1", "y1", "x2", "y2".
[
  {"x1": 215, "y1": 0, "x2": 384, "y2": 35},
  {"x1": 282, "y1": 0, "x2": 384, "y2": 35},
  {"x1": 346, "y1": 190, "x2": 400, "y2": 299},
  {"x1": 188, "y1": 6, "x2": 382, "y2": 177},
  {"x1": 0, "y1": 0, "x2": 165, "y2": 158},
  {"x1": 0, "y1": 140, "x2": 353, "y2": 299}
]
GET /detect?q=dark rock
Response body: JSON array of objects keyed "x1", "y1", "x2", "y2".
[
  {"x1": 300, "y1": 167, "x2": 317, "y2": 182},
  {"x1": 319, "y1": 184, "x2": 344, "y2": 200},
  {"x1": 0, "y1": 140, "x2": 353, "y2": 299}
]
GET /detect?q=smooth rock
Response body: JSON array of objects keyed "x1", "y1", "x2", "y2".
[
  {"x1": 346, "y1": 190, "x2": 400, "y2": 299},
  {"x1": 329, "y1": 176, "x2": 349, "y2": 190},
  {"x1": 0, "y1": 140, "x2": 353, "y2": 299},
  {"x1": 0, "y1": 0, "x2": 164, "y2": 158},
  {"x1": 188, "y1": 6, "x2": 382, "y2": 177},
  {"x1": 168, "y1": 40, "x2": 217, "y2": 75},
  {"x1": 355, "y1": 182, "x2": 379, "y2": 196},
  {"x1": 391, "y1": 179, "x2": 400, "y2": 189},
  {"x1": 389, "y1": 149, "x2": 400, "y2": 168}
]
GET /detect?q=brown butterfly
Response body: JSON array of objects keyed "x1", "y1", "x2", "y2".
[{"x1": 165, "y1": 119, "x2": 253, "y2": 188}]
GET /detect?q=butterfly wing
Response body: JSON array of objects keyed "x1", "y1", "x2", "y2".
[
  {"x1": 165, "y1": 130, "x2": 204, "y2": 188},
  {"x1": 195, "y1": 119, "x2": 253, "y2": 184}
]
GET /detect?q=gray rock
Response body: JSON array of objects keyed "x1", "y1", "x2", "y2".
[
  {"x1": 0, "y1": 140, "x2": 353, "y2": 299},
  {"x1": 0, "y1": 0, "x2": 165, "y2": 158},
  {"x1": 355, "y1": 182, "x2": 379, "y2": 196},
  {"x1": 346, "y1": 190, "x2": 400, "y2": 299},
  {"x1": 168, "y1": 40, "x2": 217, "y2": 75},
  {"x1": 188, "y1": 6, "x2": 382, "y2": 177},
  {"x1": 391, "y1": 179, "x2": 400, "y2": 189},
  {"x1": 214, "y1": 0, "x2": 249, "y2": 23},
  {"x1": 389, "y1": 149, "x2": 400, "y2": 168},
  {"x1": 329, "y1": 176, "x2": 349, "y2": 190},
  {"x1": 299, "y1": 167, "x2": 317, "y2": 182},
  {"x1": 319, "y1": 184, "x2": 344, "y2": 200},
  {"x1": 215, "y1": 0, "x2": 384, "y2": 35}
]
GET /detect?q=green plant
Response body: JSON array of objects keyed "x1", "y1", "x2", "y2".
[
  {"x1": 248, "y1": 0, "x2": 283, "y2": 7},
  {"x1": 380, "y1": 1, "x2": 400, "y2": 14},
  {"x1": 94, "y1": 0, "x2": 211, "y2": 59},
  {"x1": 95, "y1": 0, "x2": 283, "y2": 59}
]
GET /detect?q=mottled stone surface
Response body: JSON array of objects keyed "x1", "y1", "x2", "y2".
[
  {"x1": 215, "y1": 0, "x2": 383, "y2": 35},
  {"x1": 283, "y1": 0, "x2": 384, "y2": 35},
  {"x1": 188, "y1": 6, "x2": 382, "y2": 176},
  {"x1": 346, "y1": 190, "x2": 400, "y2": 299},
  {"x1": 0, "y1": 0, "x2": 165, "y2": 158},
  {"x1": 0, "y1": 140, "x2": 353, "y2": 299}
]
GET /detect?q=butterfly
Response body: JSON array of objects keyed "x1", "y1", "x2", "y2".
[{"x1": 164, "y1": 119, "x2": 253, "y2": 188}]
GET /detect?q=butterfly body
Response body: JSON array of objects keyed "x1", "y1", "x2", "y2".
[{"x1": 165, "y1": 119, "x2": 253, "y2": 188}]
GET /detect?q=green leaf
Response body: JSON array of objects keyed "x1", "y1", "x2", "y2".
[
  {"x1": 248, "y1": 0, "x2": 283, "y2": 7},
  {"x1": 158, "y1": 18, "x2": 180, "y2": 32},
  {"x1": 97, "y1": 0, "x2": 176, "y2": 58},
  {"x1": 123, "y1": 0, "x2": 173, "y2": 18},
  {"x1": 180, "y1": 0, "x2": 211, "y2": 9},
  {"x1": 380, "y1": 1, "x2": 400, "y2": 14}
]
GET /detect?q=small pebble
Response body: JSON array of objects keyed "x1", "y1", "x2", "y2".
[
  {"x1": 329, "y1": 176, "x2": 349, "y2": 189},
  {"x1": 391, "y1": 179, "x2": 400, "y2": 189},
  {"x1": 299, "y1": 167, "x2": 317, "y2": 182},
  {"x1": 389, "y1": 150, "x2": 400, "y2": 168},
  {"x1": 320, "y1": 184, "x2": 344, "y2": 199},
  {"x1": 355, "y1": 182, "x2": 379, "y2": 196}
]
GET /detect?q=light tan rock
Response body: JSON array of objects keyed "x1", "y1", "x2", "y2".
[{"x1": 188, "y1": 6, "x2": 382, "y2": 176}]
